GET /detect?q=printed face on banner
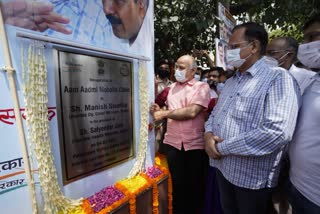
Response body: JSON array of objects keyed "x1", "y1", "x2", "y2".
[
  {"x1": 0, "y1": 0, "x2": 151, "y2": 49},
  {"x1": 215, "y1": 38, "x2": 227, "y2": 70},
  {"x1": 102, "y1": 0, "x2": 148, "y2": 43}
]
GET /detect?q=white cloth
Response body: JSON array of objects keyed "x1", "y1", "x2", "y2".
[
  {"x1": 289, "y1": 65, "x2": 315, "y2": 95},
  {"x1": 210, "y1": 89, "x2": 218, "y2": 99},
  {"x1": 289, "y1": 73, "x2": 320, "y2": 206}
]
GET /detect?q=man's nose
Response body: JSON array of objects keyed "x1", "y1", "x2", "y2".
[{"x1": 103, "y1": 0, "x2": 116, "y2": 15}]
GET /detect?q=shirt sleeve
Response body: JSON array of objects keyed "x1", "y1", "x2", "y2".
[
  {"x1": 217, "y1": 74, "x2": 301, "y2": 156},
  {"x1": 190, "y1": 82, "x2": 211, "y2": 108},
  {"x1": 205, "y1": 110, "x2": 214, "y2": 133}
]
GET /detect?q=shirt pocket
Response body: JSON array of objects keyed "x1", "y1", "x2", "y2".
[{"x1": 230, "y1": 96, "x2": 261, "y2": 128}]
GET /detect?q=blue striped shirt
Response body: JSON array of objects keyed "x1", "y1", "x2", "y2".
[{"x1": 205, "y1": 58, "x2": 300, "y2": 189}]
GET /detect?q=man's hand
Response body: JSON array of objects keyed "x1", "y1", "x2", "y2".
[
  {"x1": 153, "y1": 111, "x2": 167, "y2": 121},
  {"x1": 204, "y1": 132, "x2": 223, "y2": 159},
  {"x1": 2, "y1": 1, "x2": 72, "y2": 34},
  {"x1": 192, "y1": 49, "x2": 202, "y2": 58},
  {"x1": 150, "y1": 103, "x2": 160, "y2": 114}
]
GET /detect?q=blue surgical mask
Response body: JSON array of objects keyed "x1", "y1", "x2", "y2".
[
  {"x1": 217, "y1": 82, "x2": 225, "y2": 93},
  {"x1": 201, "y1": 78, "x2": 208, "y2": 83},
  {"x1": 194, "y1": 74, "x2": 201, "y2": 81},
  {"x1": 174, "y1": 69, "x2": 187, "y2": 83}
]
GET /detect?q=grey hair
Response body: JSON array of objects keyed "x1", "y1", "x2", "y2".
[{"x1": 190, "y1": 60, "x2": 197, "y2": 70}]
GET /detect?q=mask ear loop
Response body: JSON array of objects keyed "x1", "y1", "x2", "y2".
[
  {"x1": 278, "y1": 51, "x2": 293, "y2": 66},
  {"x1": 240, "y1": 40, "x2": 257, "y2": 60}
]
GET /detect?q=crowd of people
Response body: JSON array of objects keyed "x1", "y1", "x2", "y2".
[{"x1": 151, "y1": 14, "x2": 320, "y2": 214}]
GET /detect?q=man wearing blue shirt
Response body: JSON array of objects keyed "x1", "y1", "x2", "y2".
[{"x1": 204, "y1": 22, "x2": 300, "y2": 214}]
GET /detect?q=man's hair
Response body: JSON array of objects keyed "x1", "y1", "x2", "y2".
[
  {"x1": 232, "y1": 22, "x2": 268, "y2": 55},
  {"x1": 209, "y1": 66, "x2": 224, "y2": 73},
  {"x1": 190, "y1": 61, "x2": 197, "y2": 70},
  {"x1": 157, "y1": 59, "x2": 169, "y2": 67},
  {"x1": 274, "y1": 37, "x2": 299, "y2": 60},
  {"x1": 303, "y1": 13, "x2": 320, "y2": 31}
]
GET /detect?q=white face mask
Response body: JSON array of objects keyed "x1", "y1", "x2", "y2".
[
  {"x1": 174, "y1": 69, "x2": 188, "y2": 83},
  {"x1": 297, "y1": 40, "x2": 320, "y2": 69},
  {"x1": 194, "y1": 74, "x2": 201, "y2": 81},
  {"x1": 226, "y1": 48, "x2": 252, "y2": 68}
]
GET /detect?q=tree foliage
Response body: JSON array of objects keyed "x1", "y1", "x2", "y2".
[
  {"x1": 154, "y1": 0, "x2": 218, "y2": 61},
  {"x1": 154, "y1": 0, "x2": 320, "y2": 62},
  {"x1": 231, "y1": 0, "x2": 319, "y2": 41}
]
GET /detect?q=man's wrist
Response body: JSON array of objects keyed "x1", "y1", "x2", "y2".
[
  {"x1": 217, "y1": 141, "x2": 228, "y2": 156},
  {"x1": 161, "y1": 110, "x2": 171, "y2": 119}
]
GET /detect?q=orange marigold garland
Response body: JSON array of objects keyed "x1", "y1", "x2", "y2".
[
  {"x1": 82, "y1": 154, "x2": 172, "y2": 214},
  {"x1": 155, "y1": 158, "x2": 173, "y2": 214},
  {"x1": 115, "y1": 175, "x2": 152, "y2": 214},
  {"x1": 155, "y1": 152, "x2": 169, "y2": 168},
  {"x1": 140, "y1": 172, "x2": 158, "y2": 214}
]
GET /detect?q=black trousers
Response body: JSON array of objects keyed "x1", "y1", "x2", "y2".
[
  {"x1": 216, "y1": 169, "x2": 274, "y2": 214},
  {"x1": 165, "y1": 144, "x2": 208, "y2": 214}
]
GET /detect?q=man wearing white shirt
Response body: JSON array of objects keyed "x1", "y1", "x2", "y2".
[
  {"x1": 267, "y1": 37, "x2": 315, "y2": 95},
  {"x1": 288, "y1": 14, "x2": 320, "y2": 214}
]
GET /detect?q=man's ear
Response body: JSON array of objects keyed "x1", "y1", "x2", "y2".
[
  {"x1": 251, "y1": 40, "x2": 260, "y2": 54},
  {"x1": 191, "y1": 67, "x2": 197, "y2": 75},
  {"x1": 138, "y1": 0, "x2": 146, "y2": 9}
]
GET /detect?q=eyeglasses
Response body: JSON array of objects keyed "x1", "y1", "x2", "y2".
[
  {"x1": 227, "y1": 40, "x2": 251, "y2": 50},
  {"x1": 266, "y1": 50, "x2": 292, "y2": 57}
]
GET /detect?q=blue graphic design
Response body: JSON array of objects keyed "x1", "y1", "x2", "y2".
[{"x1": 47, "y1": 0, "x2": 127, "y2": 50}]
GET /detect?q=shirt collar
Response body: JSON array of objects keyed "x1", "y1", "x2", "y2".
[
  {"x1": 233, "y1": 57, "x2": 265, "y2": 78},
  {"x1": 312, "y1": 72, "x2": 320, "y2": 81},
  {"x1": 187, "y1": 78, "x2": 197, "y2": 85},
  {"x1": 246, "y1": 57, "x2": 265, "y2": 77},
  {"x1": 176, "y1": 78, "x2": 196, "y2": 86}
]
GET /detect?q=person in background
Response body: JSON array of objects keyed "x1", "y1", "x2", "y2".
[
  {"x1": 288, "y1": 14, "x2": 320, "y2": 214},
  {"x1": 155, "y1": 59, "x2": 172, "y2": 96},
  {"x1": 204, "y1": 22, "x2": 300, "y2": 214},
  {"x1": 150, "y1": 55, "x2": 210, "y2": 214},
  {"x1": 216, "y1": 68, "x2": 234, "y2": 93},
  {"x1": 203, "y1": 66, "x2": 224, "y2": 214},
  {"x1": 154, "y1": 59, "x2": 172, "y2": 153},
  {"x1": 193, "y1": 49, "x2": 216, "y2": 68},
  {"x1": 267, "y1": 37, "x2": 315, "y2": 95}
]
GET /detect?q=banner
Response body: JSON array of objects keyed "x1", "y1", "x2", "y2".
[
  {"x1": 218, "y1": 2, "x2": 236, "y2": 43},
  {"x1": 216, "y1": 2, "x2": 236, "y2": 70},
  {"x1": 0, "y1": 0, "x2": 154, "y2": 213}
]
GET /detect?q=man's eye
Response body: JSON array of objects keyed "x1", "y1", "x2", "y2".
[{"x1": 115, "y1": 0, "x2": 127, "y2": 7}]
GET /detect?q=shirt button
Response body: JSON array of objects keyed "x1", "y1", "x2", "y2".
[
  {"x1": 229, "y1": 96, "x2": 233, "y2": 98},
  {"x1": 237, "y1": 93, "x2": 240, "y2": 96}
]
